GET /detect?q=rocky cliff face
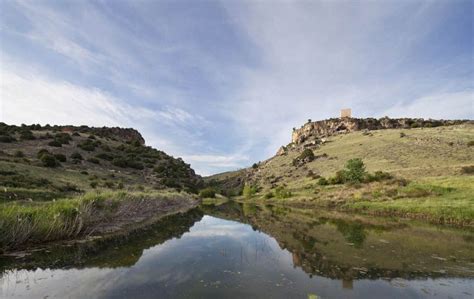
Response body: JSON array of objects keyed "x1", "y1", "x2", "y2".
[
  {"x1": 291, "y1": 117, "x2": 470, "y2": 145},
  {"x1": 62, "y1": 126, "x2": 145, "y2": 145}
]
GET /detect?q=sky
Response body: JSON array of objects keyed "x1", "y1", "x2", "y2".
[{"x1": 0, "y1": 0, "x2": 473, "y2": 176}]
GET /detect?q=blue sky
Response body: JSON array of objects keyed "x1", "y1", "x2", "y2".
[{"x1": 1, "y1": 0, "x2": 472, "y2": 175}]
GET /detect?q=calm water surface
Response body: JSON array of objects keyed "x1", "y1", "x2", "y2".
[{"x1": 1, "y1": 202, "x2": 473, "y2": 298}]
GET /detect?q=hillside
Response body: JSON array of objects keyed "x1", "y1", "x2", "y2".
[
  {"x1": 206, "y1": 118, "x2": 474, "y2": 226},
  {"x1": 0, "y1": 123, "x2": 203, "y2": 252}
]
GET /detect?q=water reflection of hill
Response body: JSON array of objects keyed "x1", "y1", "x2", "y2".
[
  {"x1": 201, "y1": 202, "x2": 474, "y2": 280},
  {"x1": 0, "y1": 209, "x2": 203, "y2": 273}
]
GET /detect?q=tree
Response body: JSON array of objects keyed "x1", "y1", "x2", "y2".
[{"x1": 344, "y1": 158, "x2": 366, "y2": 183}]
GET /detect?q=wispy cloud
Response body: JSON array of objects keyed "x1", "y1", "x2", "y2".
[{"x1": 0, "y1": 0, "x2": 472, "y2": 175}]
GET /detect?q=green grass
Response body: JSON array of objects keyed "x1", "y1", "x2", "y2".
[
  {"x1": 0, "y1": 190, "x2": 183, "y2": 252},
  {"x1": 345, "y1": 176, "x2": 474, "y2": 224}
]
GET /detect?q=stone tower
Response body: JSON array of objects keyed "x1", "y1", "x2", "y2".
[{"x1": 340, "y1": 108, "x2": 352, "y2": 118}]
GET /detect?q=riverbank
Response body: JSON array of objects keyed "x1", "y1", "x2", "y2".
[
  {"x1": 0, "y1": 190, "x2": 200, "y2": 253},
  {"x1": 232, "y1": 175, "x2": 474, "y2": 227}
]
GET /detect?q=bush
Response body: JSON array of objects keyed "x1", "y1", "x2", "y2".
[
  {"x1": 299, "y1": 149, "x2": 315, "y2": 161},
  {"x1": 19, "y1": 130, "x2": 35, "y2": 140},
  {"x1": 461, "y1": 165, "x2": 474, "y2": 174},
  {"x1": 112, "y1": 157, "x2": 144, "y2": 169},
  {"x1": 0, "y1": 135, "x2": 16, "y2": 143},
  {"x1": 54, "y1": 153, "x2": 67, "y2": 162},
  {"x1": 87, "y1": 157, "x2": 100, "y2": 164},
  {"x1": 117, "y1": 182, "x2": 124, "y2": 189},
  {"x1": 468, "y1": 141, "x2": 474, "y2": 147},
  {"x1": 78, "y1": 140, "x2": 98, "y2": 151},
  {"x1": 243, "y1": 184, "x2": 258, "y2": 198},
  {"x1": 72, "y1": 132, "x2": 80, "y2": 137},
  {"x1": 70, "y1": 152, "x2": 83, "y2": 160},
  {"x1": 366, "y1": 171, "x2": 393, "y2": 182},
  {"x1": 14, "y1": 150, "x2": 24, "y2": 158},
  {"x1": 96, "y1": 152, "x2": 114, "y2": 161},
  {"x1": 48, "y1": 140, "x2": 62, "y2": 147},
  {"x1": 343, "y1": 158, "x2": 366, "y2": 183},
  {"x1": 328, "y1": 170, "x2": 346, "y2": 184},
  {"x1": 274, "y1": 186, "x2": 292, "y2": 199},
  {"x1": 40, "y1": 154, "x2": 59, "y2": 167},
  {"x1": 199, "y1": 187, "x2": 216, "y2": 198},
  {"x1": 54, "y1": 133, "x2": 72, "y2": 144},
  {"x1": 317, "y1": 177, "x2": 329, "y2": 186},
  {"x1": 252, "y1": 163, "x2": 258, "y2": 169},
  {"x1": 37, "y1": 149, "x2": 50, "y2": 159},
  {"x1": 400, "y1": 132, "x2": 406, "y2": 138},
  {"x1": 264, "y1": 191, "x2": 274, "y2": 199},
  {"x1": 90, "y1": 181, "x2": 98, "y2": 188}
]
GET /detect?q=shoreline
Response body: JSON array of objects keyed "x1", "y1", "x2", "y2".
[{"x1": 1, "y1": 191, "x2": 201, "y2": 255}]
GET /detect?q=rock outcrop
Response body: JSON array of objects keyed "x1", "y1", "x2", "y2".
[{"x1": 291, "y1": 117, "x2": 470, "y2": 144}]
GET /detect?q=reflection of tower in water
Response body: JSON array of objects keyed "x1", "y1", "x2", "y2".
[{"x1": 342, "y1": 279, "x2": 354, "y2": 289}]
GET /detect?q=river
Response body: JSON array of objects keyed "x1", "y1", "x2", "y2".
[{"x1": 1, "y1": 201, "x2": 473, "y2": 298}]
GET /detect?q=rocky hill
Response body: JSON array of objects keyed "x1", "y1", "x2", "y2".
[
  {"x1": 206, "y1": 118, "x2": 474, "y2": 226},
  {"x1": 287, "y1": 117, "x2": 470, "y2": 151},
  {"x1": 0, "y1": 122, "x2": 203, "y2": 201}
]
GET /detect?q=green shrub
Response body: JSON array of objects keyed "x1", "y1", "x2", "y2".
[
  {"x1": 72, "y1": 132, "x2": 80, "y2": 137},
  {"x1": 78, "y1": 140, "x2": 98, "y2": 151},
  {"x1": 300, "y1": 149, "x2": 315, "y2": 161},
  {"x1": 252, "y1": 163, "x2": 258, "y2": 169},
  {"x1": 328, "y1": 170, "x2": 346, "y2": 184},
  {"x1": 264, "y1": 191, "x2": 274, "y2": 199},
  {"x1": 199, "y1": 187, "x2": 216, "y2": 198},
  {"x1": 87, "y1": 157, "x2": 100, "y2": 164},
  {"x1": 54, "y1": 153, "x2": 67, "y2": 162},
  {"x1": 90, "y1": 181, "x2": 98, "y2": 188},
  {"x1": 70, "y1": 152, "x2": 83, "y2": 160},
  {"x1": 243, "y1": 184, "x2": 258, "y2": 198},
  {"x1": 0, "y1": 135, "x2": 16, "y2": 143},
  {"x1": 54, "y1": 133, "x2": 72, "y2": 144},
  {"x1": 366, "y1": 171, "x2": 393, "y2": 182},
  {"x1": 14, "y1": 150, "x2": 24, "y2": 158},
  {"x1": 19, "y1": 130, "x2": 35, "y2": 140},
  {"x1": 468, "y1": 141, "x2": 474, "y2": 147},
  {"x1": 96, "y1": 152, "x2": 114, "y2": 161},
  {"x1": 48, "y1": 140, "x2": 62, "y2": 147},
  {"x1": 112, "y1": 157, "x2": 143, "y2": 169},
  {"x1": 400, "y1": 132, "x2": 406, "y2": 138},
  {"x1": 343, "y1": 158, "x2": 366, "y2": 183},
  {"x1": 41, "y1": 154, "x2": 60, "y2": 167},
  {"x1": 318, "y1": 177, "x2": 329, "y2": 186},
  {"x1": 37, "y1": 149, "x2": 50, "y2": 159},
  {"x1": 117, "y1": 182, "x2": 124, "y2": 189},
  {"x1": 274, "y1": 186, "x2": 292, "y2": 199}
]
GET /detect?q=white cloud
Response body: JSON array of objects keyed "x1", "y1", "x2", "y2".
[
  {"x1": 381, "y1": 91, "x2": 474, "y2": 119},
  {"x1": 221, "y1": 1, "x2": 474, "y2": 160},
  {"x1": 0, "y1": 68, "x2": 151, "y2": 127}
]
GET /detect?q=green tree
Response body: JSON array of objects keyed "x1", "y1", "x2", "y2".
[{"x1": 344, "y1": 158, "x2": 366, "y2": 183}]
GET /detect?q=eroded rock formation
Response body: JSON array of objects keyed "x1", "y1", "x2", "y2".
[{"x1": 291, "y1": 117, "x2": 470, "y2": 144}]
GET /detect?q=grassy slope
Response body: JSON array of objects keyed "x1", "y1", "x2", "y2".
[
  {"x1": 0, "y1": 128, "x2": 202, "y2": 199},
  {"x1": 0, "y1": 126, "x2": 203, "y2": 251},
  {"x1": 208, "y1": 124, "x2": 474, "y2": 225}
]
